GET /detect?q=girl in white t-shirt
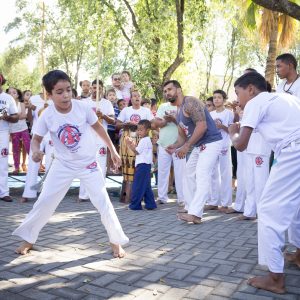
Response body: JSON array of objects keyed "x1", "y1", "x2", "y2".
[{"x1": 8, "y1": 87, "x2": 31, "y2": 174}]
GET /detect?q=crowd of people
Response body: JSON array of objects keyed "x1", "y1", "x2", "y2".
[{"x1": 0, "y1": 52, "x2": 300, "y2": 294}]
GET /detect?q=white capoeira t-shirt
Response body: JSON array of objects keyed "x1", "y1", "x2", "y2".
[
  {"x1": 83, "y1": 98, "x2": 114, "y2": 131},
  {"x1": 0, "y1": 92, "x2": 18, "y2": 132},
  {"x1": 210, "y1": 108, "x2": 234, "y2": 148},
  {"x1": 135, "y1": 136, "x2": 153, "y2": 166},
  {"x1": 241, "y1": 92, "x2": 300, "y2": 157},
  {"x1": 117, "y1": 106, "x2": 154, "y2": 124},
  {"x1": 276, "y1": 76, "x2": 300, "y2": 98},
  {"x1": 36, "y1": 99, "x2": 98, "y2": 169}
]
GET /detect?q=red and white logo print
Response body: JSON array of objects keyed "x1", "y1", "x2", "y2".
[
  {"x1": 86, "y1": 161, "x2": 97, "y2": 169},
  {"x1": 130, "y1": 114, "x2": 141, "y2": 124},
  {"x1": 99, "y1": 147, "x2": 107, "y2": 156},
  {"x1": 1, "y1": 148, "x2": 8, "y2": 157},
  {"x1": 255, "y1": 156, "x2": 263, "y2": 166}
]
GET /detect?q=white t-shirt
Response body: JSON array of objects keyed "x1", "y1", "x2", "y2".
[
  {"x1": 135, "y1": 136, "x2": 153, "y2": 166},
  {"x1": 9, "y1": 102, "x2": 28, "y2": 133},
  {"x1": 30, "y1": 95, "x2": 48, "y2": 134},
  {"x1": 118, "y1": 106, "x2": 154, "y2": 124},
  {"x1": 84, "y1": 98, "x2": 114, "y2": 130},
  {"x1": 276, "y1": 76, "x2": 300, "y2": 98},
  {"x1": 246, "y1": 130, "x2": 271, "y2": 156},
  {"x1": 241, "y1": 92, "x2": 300, "y2": 157},
  {"x1": 0, "y1": 92, "x2": 18, "y2": 132},
  {"x1": 36, "y1": 99, "x2": 98, "y2": 169},
  {"x1": 210, "y1": 109, "x2": 234, "y2": 148}
]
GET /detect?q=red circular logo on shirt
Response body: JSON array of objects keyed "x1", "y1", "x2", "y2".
[
  {"x1": 57, "y1": 124, "x2": 81, "y2": 149},
  {"x1": 1, "y1": 148, "x2": 8, "y2": 157},
  {"x1": 130, "y1": 114, "x2": 141, "y2": 124},
  {"x1": 255, "y1": 156, "x2": 263, "y2": 166},
  {"x1": 99, "y1": 147, "x2": 107, "y2": 156}
]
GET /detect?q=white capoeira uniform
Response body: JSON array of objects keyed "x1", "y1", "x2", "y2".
[
  {"x1": 178, "y1": 97, "x2": 223, "y2": 217},
  {"x1": 22, "y1": 97, "x2": 53, "y2": 199},
  {"x1": 208, "y1": 108, "x2": 234, "y2": 207},
  {"x1": 241, "y1": 91, "x2": 300, "y2": 273},
  {"x1": 0, "y1": 92, "x2": 18, "y2": 197},
  {"x1": 243, "y1": 131, "x2": 270, "y2": 218},
  {"x1": 156, "y1": 102, "x2": 185, "y2": 204},
  {"x1": 79, "y1": 98, "x2": 114, "y2": 200},
  {"x1": 233, "y1": 150, "x2": 247, "y2": 212},
  {"x1": 13, "y1": 100, "x2": 129, "y2": 246}
]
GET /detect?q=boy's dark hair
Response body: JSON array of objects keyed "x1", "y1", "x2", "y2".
[
  {"x1": 42, "y1": 70, "x2": 71, "y2": 93},
  {"x1": 266, "y1": 81, "x2": 272, "y2": 92},
  {"x1": 163, "y1": 80, "x2": 182, "y2": 89},
  {"x1": 92, "y1": 79, "x2": 104, "y2": 87},
  {"x1": 138, "y1": 119, "x2": 151, "y2": 130},
  {"x1": 121, "y1": 70, "x2": 131, "y2": 78},
  {"x1": 234, "y1": 72, "x2": 267, "y2": 91},
  {"x1": 117, "y1": 99, "x2": 125, "y2": 106},
  {"x1": 276, "y1": 53, "x2": 297, "y2": 69},
  {"x1": 213, "y1": 89, "x2": 227, "y2": 100},
  {"x1": 206, "y1": 96, "x2": 213, "y2": 102},
  {"x1": 244, "y1": 68, "x2": 257, "y2": 73}
]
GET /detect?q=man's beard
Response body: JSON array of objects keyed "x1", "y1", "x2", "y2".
[{"x1": 168, "y1": 97, "x2": 176, "y2": 103}]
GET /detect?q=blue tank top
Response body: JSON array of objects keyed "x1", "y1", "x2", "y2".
[{"x1": 177, "y1": 97, "x2": 222, "y2": 147}]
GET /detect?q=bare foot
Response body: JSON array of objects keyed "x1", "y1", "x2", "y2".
[
  {"x1": 248, "y1": 272, "x2": 285, "y2": 294},
  {"x1": 238, "y1": 215, "x2": 256, "y2": 221},
  {"x1": 177, "y1": 213, "x2": 201, "y2": 224},
  {"x1": 204, "y1": 205, "x2": 218, "y2": 211},
  {"x1": 110, "y1": 243, "x2": 126, "y2": 258},
  {"x1": 20, "y1": 197, "x2": 28, "y2": 203},
  {"x1": 15, "y1": 241, "x2": 33, "y2": 255},
  {"x1": 225, "y1": 207, "x2": 242, "y2": 214},
  {"x1": 285, "y1": 249, "x2": 300, "y2": 268},
  {"x1": 218, "y1": 206, "x2": 228, "y2": 213}
]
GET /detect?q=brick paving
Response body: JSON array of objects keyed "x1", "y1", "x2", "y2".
[{"x1": 0, "y1": 187, "x2": 299, "y2": 300}]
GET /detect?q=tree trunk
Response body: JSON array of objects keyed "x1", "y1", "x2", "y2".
[{"x1": 265, "y1": 12, "x2": 279, "y2": 87}]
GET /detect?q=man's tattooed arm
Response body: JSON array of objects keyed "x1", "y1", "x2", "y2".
[{"x1": 183, "y1": 97, "x2": 206, "y2": 124}]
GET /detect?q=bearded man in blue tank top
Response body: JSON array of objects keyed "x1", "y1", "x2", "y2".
[{"x1": 164, "y1": 80, "x2": 223, "y2": 224}]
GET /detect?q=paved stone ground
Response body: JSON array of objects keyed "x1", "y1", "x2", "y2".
[{"x1": 1, "y1": 187, "x2": 300, "y2": 300}]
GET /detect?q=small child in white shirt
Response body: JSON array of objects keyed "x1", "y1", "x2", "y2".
[{"x1": 125, "y1": 119, "x2": 157, "y2": 210}]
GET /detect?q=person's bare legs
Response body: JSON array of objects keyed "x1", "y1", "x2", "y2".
[
  {"x1": 248, "y1": 272, "x2": 285, "y2": 294},
  {"x1": 15, "y1": 241, "x2": 33, "y2": 255},
  {"x1": 110, "y1": 243, "x2": 126, "y2": 258},
  {"x1": 285, "y1": 248, "x2": 300, "y2": 268},
  {"x1": 177, "y1": 213, "x2": 201, "y2": 224}
]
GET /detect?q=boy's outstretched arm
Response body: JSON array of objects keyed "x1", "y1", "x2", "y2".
[{"x1": 91, "y1": 121, "x2": 121, "y2": 168}]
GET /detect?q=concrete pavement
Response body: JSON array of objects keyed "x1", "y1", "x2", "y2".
[{"x1": 0, "y1": 187, "x2": 299, "y2": 300}]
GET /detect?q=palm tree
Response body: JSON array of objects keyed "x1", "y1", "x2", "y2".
[{"x1": 244, "y1": 1, "x2": 298, "y2": 86}]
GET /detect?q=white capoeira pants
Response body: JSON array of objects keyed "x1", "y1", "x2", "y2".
[
  {"x1": 257, "y1": 143, "x2": 300, "y2": 273},
  {"x1": 183, "y1": 140, "x2": 222, "y2": 217},
  {"x1": 157, "y1": 145, "x2": 185, "y2": 204},
  {"x1": 244, "y1": 153, "x2": 269, "y2": 218},
  {"x1": 0, "y1": 130, "x2": 9, "y2": 197},
  {"x1": 22, "y1": 139, "x2": 54, "y2": 199},
  {"x1": 233, "y1": 151, "x2": 247, "y2": 212},
  {"x1": 79, "y1": 142, "x2": 107, "y2": 200},
  {"x1": 13, "y1": 158, "x2": 129, "y2": 246},
  {"x1": 208, "y1": 146, "x2": 232, "y2": 207}
]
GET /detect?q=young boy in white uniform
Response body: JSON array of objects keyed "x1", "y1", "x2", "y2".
[
  {"x1": 13, "y1": 70, "x2": 128, "y2": 258},
  {"x1": 229, "y1": 71, "x2": 300, "y2": 294},
  {"x1": 0, "y1": 74, "x2": 18, "y2": 202},
  {"x1": 206, "y1": 90, "x2": 233, "y2": 212}
]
